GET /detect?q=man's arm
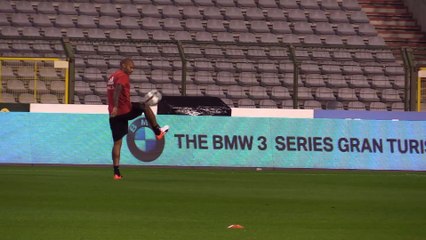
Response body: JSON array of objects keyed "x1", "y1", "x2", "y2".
[{"x1": 110, "y1": 84, "x2": 123, "y2": 117}]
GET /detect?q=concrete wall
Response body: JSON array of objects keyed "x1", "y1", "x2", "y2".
[{"x1": 404, "y1": 0, "x2": 426, "y2": 32}]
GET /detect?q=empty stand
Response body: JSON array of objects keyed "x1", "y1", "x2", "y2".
[{"x1": 0, "y1": 0, "x2": 409, "y2": 111}]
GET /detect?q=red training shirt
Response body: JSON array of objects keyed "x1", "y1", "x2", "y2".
[{"x1": 107, "y1": 70, "x2": 131, "y2": 116}]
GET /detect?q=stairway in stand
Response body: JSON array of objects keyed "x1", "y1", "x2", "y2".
[{"x1": 359, "y1": 0, "x2": 426, "y2": 49}]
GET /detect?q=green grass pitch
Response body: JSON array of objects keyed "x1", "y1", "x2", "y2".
[{"x1": 0, "y1": 166, "x2": 425, "y2": 240}]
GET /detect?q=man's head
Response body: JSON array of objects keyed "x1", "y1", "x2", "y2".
[{"x1": 120, "y1": 58, "x2": 135, "y2": 75}]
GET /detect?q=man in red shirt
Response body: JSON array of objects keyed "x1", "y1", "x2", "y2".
[{"x1": 107, "y1": 58, "x2": 169, "y2": 180}]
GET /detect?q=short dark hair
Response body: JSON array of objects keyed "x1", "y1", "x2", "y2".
[{"x1": 120, "y1": 58, "x2": 133, "y2": 68}]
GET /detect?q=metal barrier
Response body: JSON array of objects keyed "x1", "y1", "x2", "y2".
[
  {"x1": 0, "y1": 35, "x2": 422, "y2": 111},
  {"x1": 0, "y1": 57, "x2": 69, "y2": 104}
]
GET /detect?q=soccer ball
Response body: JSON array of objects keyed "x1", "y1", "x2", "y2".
[{"x1": 143, "y1": 89, "x2": 162, "y2": 106}]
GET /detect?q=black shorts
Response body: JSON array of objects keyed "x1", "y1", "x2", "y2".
[{"x1": 109, "y1": 102, "x2": 144, "y2": 142}]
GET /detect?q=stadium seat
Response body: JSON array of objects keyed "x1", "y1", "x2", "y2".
[
  {"x1": 346, "y1": 36, "x2": 366, "y2": 46},
  {"x1": 281, "y1": 99, "x2": 297, "y2": 109},
  {"x1": 238, "y1": 32, "x2": 258, "y2": 43},
  {"x1": 347, "y1": 101, "x2": 366, "y2": 110},
  {"x1": 57, "y1": 2, "x2": 78, "y2": 15},
  {"x1": 321, "y1": 0, "x2": 340, "y2": 10},
  {"x1": 84, "y1": 95, "x2": 103, "y2": 105},
  {"x1": 300, "y1": 0, "x2": 320, "y2": 9},
  {"x1": 120, "y1": 4, "x2": 141, "y2": 17},
  {"x1": 265, "y1": 8, "x2": 286, "y2": 21},
  {"x1": 50, "y1": 81, "x2": 65, "y2": 94},
  {"x1": 304, "y1": 35, "x2": 323, "y2": 45},
  {"x1": 353, "y1": 52, "x2": 374, "y2": 62},
  {"x1": 288, "y1": 9, "x2": 307, "y2": 22},
  {"x1": 370, "y1": 75, "x2": 392, "y2": 89},
  {"x1": 7, "y1": 79, "x2": 26, "y2": 93},
  {"x1": 216, "y1": 0, "x2": 236, "y2": 7},
  {"x1": 76, "y1": 15, "x2": 97, "y2": 28},
  {"x1": 78, "y1": 3, "x2": 98, "y2": 16},
  {"x1": 349, "y1": 11, "x2": 370, "y2": 23},
  {"x1": 99, "y1": 4, "x2": 120, "y2": 17},
  {"x1": 245, "y1": 8, "x2": 265, "y2": 20},
  {"x1": 336, "y1": 88, "x2": 358, "y2": 101},
  {"x1": 0, "y1": 92, "x2": 16, "y2": 103},
  {"x1": 99, "y1": 16, "x2": 119, "y2": 29},
  {"x1": 358, "y1": 88, "x2": 380, "y2": 102},
  {"x1": 159, "y1": 83, "x2": 181, "y2": 96},
  {"x1": 270, "y1": 86, "x2": 291, "y2": 100},
  {"x1": 238, "y1": 98, "x2": 257, "y2": 108},
  {"x1": 235, "y1": 62, "x2": 255, "y2": 72},
  {"x1": 236, "y1": 0, "x2": 257, "y2": 7},
  {"x1": 324, "y1": 35, "x2": 344, "y2": 45},
  {"x1": 109, "y1": 29, "x2": 129, "y2": 40},
  {"x1": 32, "y1": 14, "x2": 53, "y2": 27},
  {"x1": 279, "y1": 0, "x2": 299, "y2": 9},
  {"x1": 321, "y1": 64, "x2": 341, "y2": 74},
  {"x1": 42, "y1": 27, "x2": 63, "y2": 38},
  {"x1": 0, "y1": 1, "x2": 14, "y2": 13},
  {"x1": 182, "y1": 6, "x2": 203, "y2": 19},
  {"x1": 293, "y1": 22, "x2": 313, "y2": 34},
  {"x1": 206, "y1": 19, "x2": 226, "y2": 32},
  {"x1": 336, "y1": 23, "x2": 356, "y2": 35},
  {"x1": 363, "y1": 66, "x2": 384, "y2": 75},
  {"x1": 308, "y1": 10, "x2": 328, "y2": 22},
  {"x1": 15, "y1": 1, "x2": 36, "y2": 13},
  {"x1": 228, "y1": 20, "x2": 249, "y2": 32},
  {"x1": 225, "y1": 85, "x2": 245, "y2": 99},
  {"x1": 141, "y1": 17, "x2": 162, "y2": 30},
  {"x1": 381, "y1": 89, "x2": 402, "y2": 102},
  {"x1": 326, "y1": 101, "x2": 344, "y2": 110},
  {"x1": 216, "y1": 71, "x2": 236, "y2": 85},
  {"x1": 391, "y1": 102, "x2": 404, "y2": 111},
  {"x1": 385, "y1": 66, "x2": 405, "y2": 76},
  {"x1": 11, "y1": 13, "x2": 32, "y2": 27},
  {"x1": 305, "y1": 74, "x2": 326, "y2": 87},
  {"x1": 214, "y1": 61, "x2": 234, "y2": 72},
  {"x1": 314, "y1": 87, "x2": 336, "y2": 101},
  {"x1": 297, "y1": 87, "x2": 314, "y2": 100},
  {"x1": 358, "y1": 24, "x2": 377, "y2": 36},
  {"x1": 32, "y1": 43, "x2": 53, "y2": 55},
  {"x1": 303, "y1": 100, "x2": 322, "y2": 109},
  {"x1": 82, "y1": 67, "x2": 103, "y2": 82},
  {"x1": 204, "y1": 47, "x2": 224, "y2": 58},
  {"x1": 40, "y1": 94, "x2": 60, "y2": 104},
  {"x1": 260, "y1": 73, "x2": 281, "y2": 87},
  {"x1": 329, "y1": 11, "x2": 350, "y2": 23},
  {"x1": 193, "y1": 71, "x2": 215, "y2": 85},
  {"x1": 1, "y1": 66, "x2": 15, "y2": 79},
  {"x1": 63, "y1": 28, "x2": 84, "y2": 38},
  {"x1": 193, "y1": 0, "x2": 215, "y2": 6},
  {"x1": 258, "y1": 0, "x2": 278, "y2": 8},
  {"x1": 327, "y1": 74, "x2": 348, "y2": 88},
  {"x1": 250, "y1": 21, "x2": 270, "y2": 33},
  {"x1": 204, "y1": 7, "x2": 223, "y2": 19},
  {"x1": 129, "y1": 29, "x2": 149, "y2": 40},
  {"x1": 39, "y1": 68, "x2": 58, "y2": 79},
  {"x1": 204, "y1": 85, "x2": 226, "y2": 98},
  {"x1": 19, "y1": 93, "x2": 36, "y2": 103},
  {"x1": 238, "y1": 72, "x2": 258, "y2": 86},
  {"x1": 16, "y1": 66, "x2": 35, "y2": 78},
  {"x1": 369, "y1": 102, "x2": 388, "y2": 111},
  {"x1": 163, "y1": 18, "x2": 184, "y2": 31},
  {"x1": 342, "y1": 0, "x2": 361, "y2": 11},
  {"x1": 259, "y1": 99, "x2": 278, "y2": 108},
  {"x1": 271, "y1": 21, "x2": 292, "y2": 34}
]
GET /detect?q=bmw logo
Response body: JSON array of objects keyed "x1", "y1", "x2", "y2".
[{"x1": 127, "y1": 117, "x2": 165, "y2": 162}]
